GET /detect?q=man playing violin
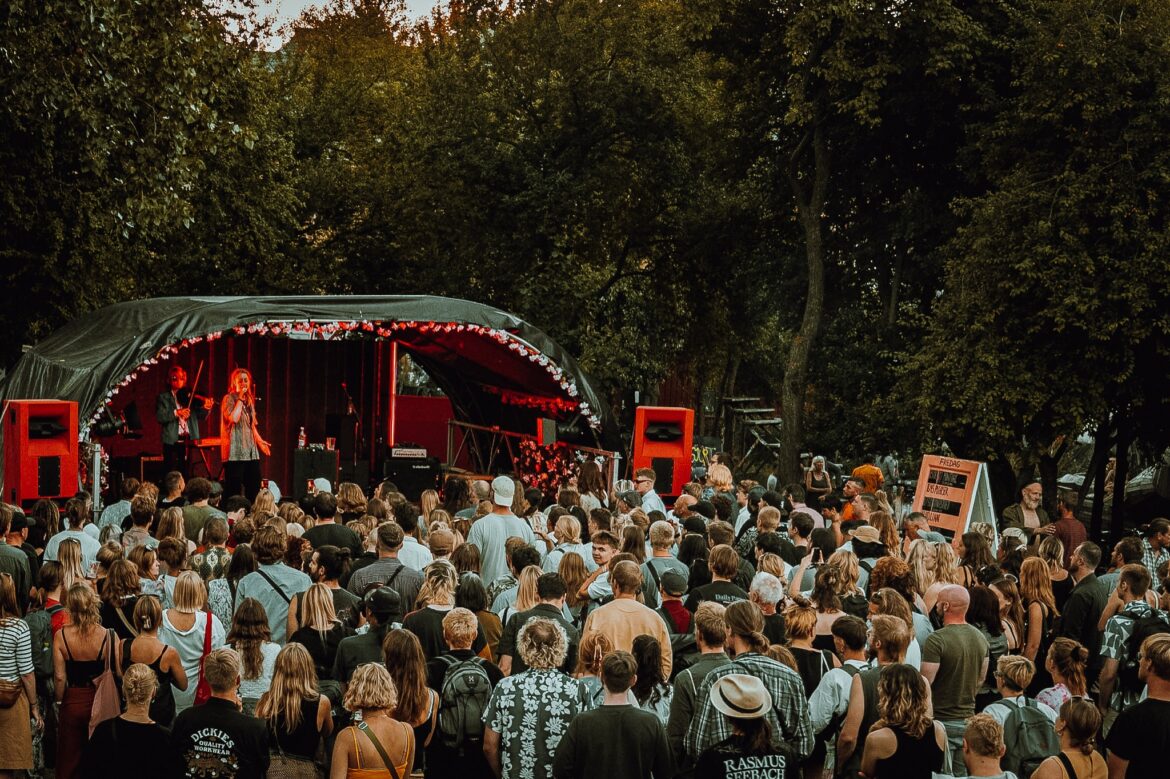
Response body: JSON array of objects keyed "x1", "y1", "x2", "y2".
[{"x1": 156, "y1": 365, "x2": 214, "y2": 476}]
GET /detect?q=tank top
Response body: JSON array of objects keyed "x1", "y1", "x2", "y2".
[
  {"x1": 120, "y1": 638, "x2": 177, "y2": 724},
  {"x1": 410, "y1": 690, "x2": 439, "y2": 771},
  {"x1": 873, "y1": 724, "x2": 943, "y2": 779},
  {"x1": 810, "y1": 471, "x2": 830, "y2": 491},
  {"x1": 271, "y1": 697, "x2": 324, "y2": 759},
  {"x1": 791, "y1": 646, "x2": 834, "y2": 696},
  {"x1": 346, "y1": 721, "x2": 413, "y2": 779},
  {"x1": 62, "y1": 630, "x2": 108, "y2": 688}
]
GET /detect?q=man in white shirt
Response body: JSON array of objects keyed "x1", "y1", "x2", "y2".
[
  {"x1": 634, "y1": 468, "x2": 667, "y2": 515},
  {"x1": 394, "y1": 503, "x2": 433, "y2": 571},
  {"x1": 810, "y1": 615, "x2": 870, "y2": 736},
  {"x1": 465, "y1": 475, "x2": 537, "y2": 583}
]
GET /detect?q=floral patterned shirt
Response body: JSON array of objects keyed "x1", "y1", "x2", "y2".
[{"x1": 483, "y1": 668, "x2": 590, "y2": 779}]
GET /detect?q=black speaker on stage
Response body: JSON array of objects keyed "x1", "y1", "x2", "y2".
[
  {"x1": 293, "y1": 449, "x2": 340, "y2": 499},
  {"x1": 383, "y1": 448, "x2": 440, "y2": 502}
]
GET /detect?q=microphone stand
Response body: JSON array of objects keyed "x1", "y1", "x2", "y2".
[{"x1": 341, "y1": 382, "x2": 361, "y2": 469}]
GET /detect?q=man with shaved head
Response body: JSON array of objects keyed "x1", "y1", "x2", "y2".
[{"x1": 921, "y1": 585, "x2": 990, "y2": 776}]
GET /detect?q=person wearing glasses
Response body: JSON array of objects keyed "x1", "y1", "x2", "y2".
[{"x1": 634, "y1": 469, "x2": 667, "y2": 516}]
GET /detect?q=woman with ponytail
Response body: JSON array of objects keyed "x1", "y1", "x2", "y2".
[
  {"x1": 1031, "y1": 699, "x2": 1107, "y2": 779},
  {"x1": 574, "y1": 630, "x2": 626, "y2": 706},
  {"x1": 119, "y1": 595, "x2": 187, "y2": 726},
  {"x1": 1037, "y1": 638, "x2": 1091, "y2": 713},
  {"x1": 784, "y1": 599, "x2": 840, "y2": 697}
]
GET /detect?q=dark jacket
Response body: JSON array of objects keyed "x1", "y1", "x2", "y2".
[{"x1": 1059, "y1": 573, "x2": 1108, "y2": 681}]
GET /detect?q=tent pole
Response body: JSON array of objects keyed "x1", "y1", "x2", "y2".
[{"x1": 388, "y1": 340, "x2": 398, "y2": 448}]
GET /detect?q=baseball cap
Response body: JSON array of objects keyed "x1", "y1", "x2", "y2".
[
  {"x1": 918, "y1": 530, "x2": 947, "y2": 544},
  {"x1": 9, "y1": 511, "x2": 27, "y2": 532},
  {"x1": 312, "y1": 477, "x2": 332, "y2": 494},
  {"x1": 492, "y1": 476, "x2": 515, "y2": 505},
  {"x1": 660, "y1": 570, "x2": 688, "y2": 596},
  {"x1": 1002, "y1": 527, "x2": 1028, "y2": 544},
  {"x1": 266, "y1": 479, "x2": 282, "y2": 503}
]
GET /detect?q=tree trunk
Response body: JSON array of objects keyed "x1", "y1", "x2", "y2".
[
  {"x1": 777, "y1": 126, "x2": 829, "y2": 485},
  {"x1": 1109, "y1": 414, "x2": 1131, "y2": 547},
  {"x1": 1038, "y1": 437, "x2": 1067, "y2": 519},
  {"x1": 1083, "y1": 420, "x2": 1112, "y2": 541},
  {"x1": 886, "y1": 250, "x2": 903, "y2": 329},
  {"x1": 715, "y1": 353, "x2": 739, "y2": 444}
]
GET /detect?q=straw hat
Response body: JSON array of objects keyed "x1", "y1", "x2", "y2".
[{"x1": 710, "y1": 674, "x2": 772, "y2": 719}]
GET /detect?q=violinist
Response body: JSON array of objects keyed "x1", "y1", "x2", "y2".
[
  {"x1": 156, "y1": 366, "x2": 214, "y2": 476},
  {"x1": 220, "y1": 368, "x2": 271, "y2": 500}
]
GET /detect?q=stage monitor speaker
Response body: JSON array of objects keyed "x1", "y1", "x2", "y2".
[
  {"x1": 293, "y1": 449, "x2": 340, "y2": 500},
  {"x1": 632, "y1": 406, "x2": 694, "y2": 499},
  {"x1": 535, "y1": 418, "x2": 557, "y2": 447},
  {"x1": 383, "y1": 454, "x2": 441, "y2": 502},
  {"x1": 4, "y1": 400, "x2": 79, "y2": 509}
]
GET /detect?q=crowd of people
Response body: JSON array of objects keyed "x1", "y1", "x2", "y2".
[{"x1": 0, "y1": 458, "x2": 1167, "y2": 779}]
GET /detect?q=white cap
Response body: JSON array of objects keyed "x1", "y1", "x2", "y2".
[
  {"x1": 491, "y1": 475, "x2": 515, "y2": 506},
  {"x1": 313, "y1": 477, "x2": 332, "y2": 494},
  {"x1": 266, "y1": 480, "x2": 282, "y2": 504}
]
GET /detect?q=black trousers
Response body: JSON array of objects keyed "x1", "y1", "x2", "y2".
[
  {"x1": 161, "y1": 442, "x2": 188, "y2": 477},
  {"x1": 223, "y1": 459, "x2": 262, "y2": 501}
]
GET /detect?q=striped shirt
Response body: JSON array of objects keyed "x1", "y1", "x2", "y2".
[{"x1": 0, "y1": 618, "x2": 34, "y2": 679}]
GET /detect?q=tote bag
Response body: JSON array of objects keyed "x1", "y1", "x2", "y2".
[{"x1": 89, "y1": 630, "x2": 121, "y2": 736}]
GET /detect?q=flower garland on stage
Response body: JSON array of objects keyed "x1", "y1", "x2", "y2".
[{"x1": 85, "y1": 318, "x2": 601, "y2": 437}]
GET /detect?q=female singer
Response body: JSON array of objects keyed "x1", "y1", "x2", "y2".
[{"x1": 220, "y1": 368, "x2": 270, "y2": 500}]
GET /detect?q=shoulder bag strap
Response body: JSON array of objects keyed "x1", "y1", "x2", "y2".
[
  {"x1": 358, "y1": 721, "x2": 403, "y2": 779},
  {"x1": 1056, "y1": 752, "x2": 1078, "y2": 779},
  {"x1": 255, "y1": 568, "x2": 291, "y2": 604},
  {"x1": 422, "y1": 689, "x2": 440, "y2": 748},
  {"x1": 385, "y1": 564, "x2": 406, "y2": 589},
  {"x1": 645, "y1": 559, "x2": 664, "y2": 593},
  {"x1": 202, "y1": 610, "x2": 214, "y2": 656},
  {"x1": 104, "y1": 630, "x2": 116, "y2": 672},
  {"x1": 115, "y1": 605, "x2": 139, "y2": 637}
]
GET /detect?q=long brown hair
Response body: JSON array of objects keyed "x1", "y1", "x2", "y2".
[
  {"x1": 227, "y1": 597, "x2": 271, "y2": 680},
  {"x1": 1046, "y1": 637, "x2": 1089, "y2": 697},
  {"x1": 382, "y1": 629, "x2": 429, "y2": 724},
  {"x1": 876, "y1": 663, "x2": 933, "y2": 739},
  {"x1": 558, "y1": 553, "x2": 588, "y2": 608},
  {"x1": 1019, "y1": 557, "x2": 1059, "y2": 616},
  {"x1": 991, "y1": 578, "x2": 1026, "y2": 643},
  {"x1": 575, "y1": 630, "x2": 615, "y2": 676},
  {"x1": 726, "y1": 600, "x2": 769, "y2": 654}
]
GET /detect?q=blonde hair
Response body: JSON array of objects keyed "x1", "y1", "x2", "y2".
[
  {"x1": 172, "y1": 570, "x2": 207, "y2": 612},
  {"x1": 251, "y1": 488, "x2": 277, "y2": 518},
  {"x1": 757, "y1": 553, "x2": 786, "y2": 580},
  {"x1": 122, "y1": 663, "x2": 159, "y2": 707},
  {"x1": 1141, "y1": 633, "x2": 1170, "y2": 680},
  {"x1": 1019, "y1": 557, "x2": 1059, "y2": 616},
  {"x1": 258, "y1": 643, "x2": 318, "y2": 731},
  {"x1": 827, "y1": 549, "x2": 860, "y2": 594},
  {"x1": 964, "y1": 713, "x2": 1004, "y2": 758},
  {"x1": 906, "y1": 539, "x2": 937, "y2": 595},
  {"x1": 419, "y1": 490, "x2": 439, "y2": 521},
  {"x1": 58, "y1": 538, "x2": 87, "y2": 592},
  {"x1": 576, "y1": 630, "x2": 615, "y2": 675},
  {"x1": 517, "y1": 618, "x2": 568, "y2": 670},
  {"x1": 343, "y1": 663, "x2": 398, "y2": 712},
  {"x1": 783, "y1": 601, "x2": 817, "y2": 641},
  {"x1": 555, "y1": 516, "x2": 582, "y2": 545},
  {"x1": 156, "y1": 507, "x2": 187, "y2": 543},
  {"x1": 442, "y1": 607, "x2": 478, "y2": 647},
  {"x1": 301, "y1": 583, "x2": 339, "y2": 631},
  {"x1": 64, "y1": 583, "x2": 101, "y2": 633},
  {"x1": 203, "y1": 647, "x2": 241, "y2": 693},
  {"x1": 707, "y1": 463, "x2": 733, "y2": 492},
  {"x1": 419, "y1": 559, "x2": 458, "y2": 608},
  {"x1": 757, "y1": 506, "x2": 782, "y2": 532},
  {"x1": 934, "y1": 543, "x2": 961, "y2": 585},
  {"x1": 995, "y1": 654, "x2": 1035, "y2": 692},
  {"x1": 514, "y1": 565, "x2": 543, "y2": 613},
  {"x1": 869, "y1": 511, "x2": 900, "y2": 551}
]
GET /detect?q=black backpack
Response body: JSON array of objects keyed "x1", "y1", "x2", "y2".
[
  {"x1": 23, "y1": 604, "x2": 63, "y2": 680},
  {"x1": 1119, "y1": 609, "x2": 1170, "y2": 693},
  {"x1": 841, "y1": 593, "x2": 869, "y2": 620},
  {"x1": 437, "y1": 655, "x2": 494, "y2": 753}
]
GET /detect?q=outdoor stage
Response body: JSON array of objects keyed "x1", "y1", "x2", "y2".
[{"x1": 0, "y1": 296, "x2": 617, "y2": 503}]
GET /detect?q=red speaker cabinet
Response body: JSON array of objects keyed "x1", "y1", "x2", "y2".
[
  {"x1": 632, "y1": 406, "x2": 694, "y2": 499},
  {"x1": 4, "y1": 400, "x2": 79, "y2": 508}
]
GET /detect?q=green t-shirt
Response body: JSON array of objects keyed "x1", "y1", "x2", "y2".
[{"x1": 922, "y1": 622, "x2": 989, "y2": 720}]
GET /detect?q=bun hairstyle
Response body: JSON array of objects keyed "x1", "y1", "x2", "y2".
[
  {"x1": 725, "y1": 601, "x2": 769, "y2": 654},
  {"x1": 1058, "y1": 698, "x2": 1101, "y2": 755},
  {"x1": 122, "y1": 663, "x2": 159, "y2": 707},
  {"x1": 1046, "y1": 637, "x2": 1090, "y2": 696},
  {"x1": 133, "y1": 594, "x2": 163, "y2": 633}
]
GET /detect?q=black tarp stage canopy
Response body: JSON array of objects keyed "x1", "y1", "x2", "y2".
[{"x1": 1, "y1": 295, "x2": 613, "y2": 486}]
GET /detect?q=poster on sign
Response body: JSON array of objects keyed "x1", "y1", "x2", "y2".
[{"x1": 911, "y1": 455, "x2": 998, "y2": 549}]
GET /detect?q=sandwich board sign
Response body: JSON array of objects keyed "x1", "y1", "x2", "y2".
[{"x1": 911, "y1": 455, "x2": 998, "y2": 548}]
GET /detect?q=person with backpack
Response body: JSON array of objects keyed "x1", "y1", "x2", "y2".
[
  {"x1": 809, "y1": 616, "x2": 870, "y2": 774},
  {"x1": 983, "y1": 655, "x2": 1060, "y2": 778},
  {"x1": 1097, "y1": 563, "x2": 1170, "y2": 734},
  {"x1": 425, "y1": 607, "x2": 503, "y2": 779},
  {"x1": 642, "y1": 521, "x2": 690, "y2": 607},
  {"x1": 1105, "y1": 632, "x2": 1170, "y2": 779},
  {"x1": 1030, "y1": 699, "x2": 1106, "y2": 779}
]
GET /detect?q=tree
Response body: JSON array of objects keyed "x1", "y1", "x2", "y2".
[{"x1": 912, "y1": 0, "x2": 1170, "y2": 522}]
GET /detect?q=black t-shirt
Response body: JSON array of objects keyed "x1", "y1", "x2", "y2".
[
  {"x1": 695, "y1": 734, "x2": 792, "y2": 779},
  {"x1": 289, "y1": 623, "x2": 353, "y2": 680},
  {"x1": 763, "y1": 612, "x2": 787, "y2": 645},
  {"x1": 303, "y1": 522, "x2": 362, "y2": 558},
  {"x1": 170, "y1": 697, "x2": 270, "y2": 778},
  {"x1": 1106, "y1": 698, "x2": 1170, "y2": 779},
  {"x1": 82, "y1": 717, "x2": 171, "y2": 779},
  {"x1": 552, "y1": 704, "x2": 673, "y2": 779},
  {"x1": 685, "y1": 580, "x2": 748, "y2": 612},
  {"x1": 403, "y1": 606, "x2": 487, "y2": 660}
]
